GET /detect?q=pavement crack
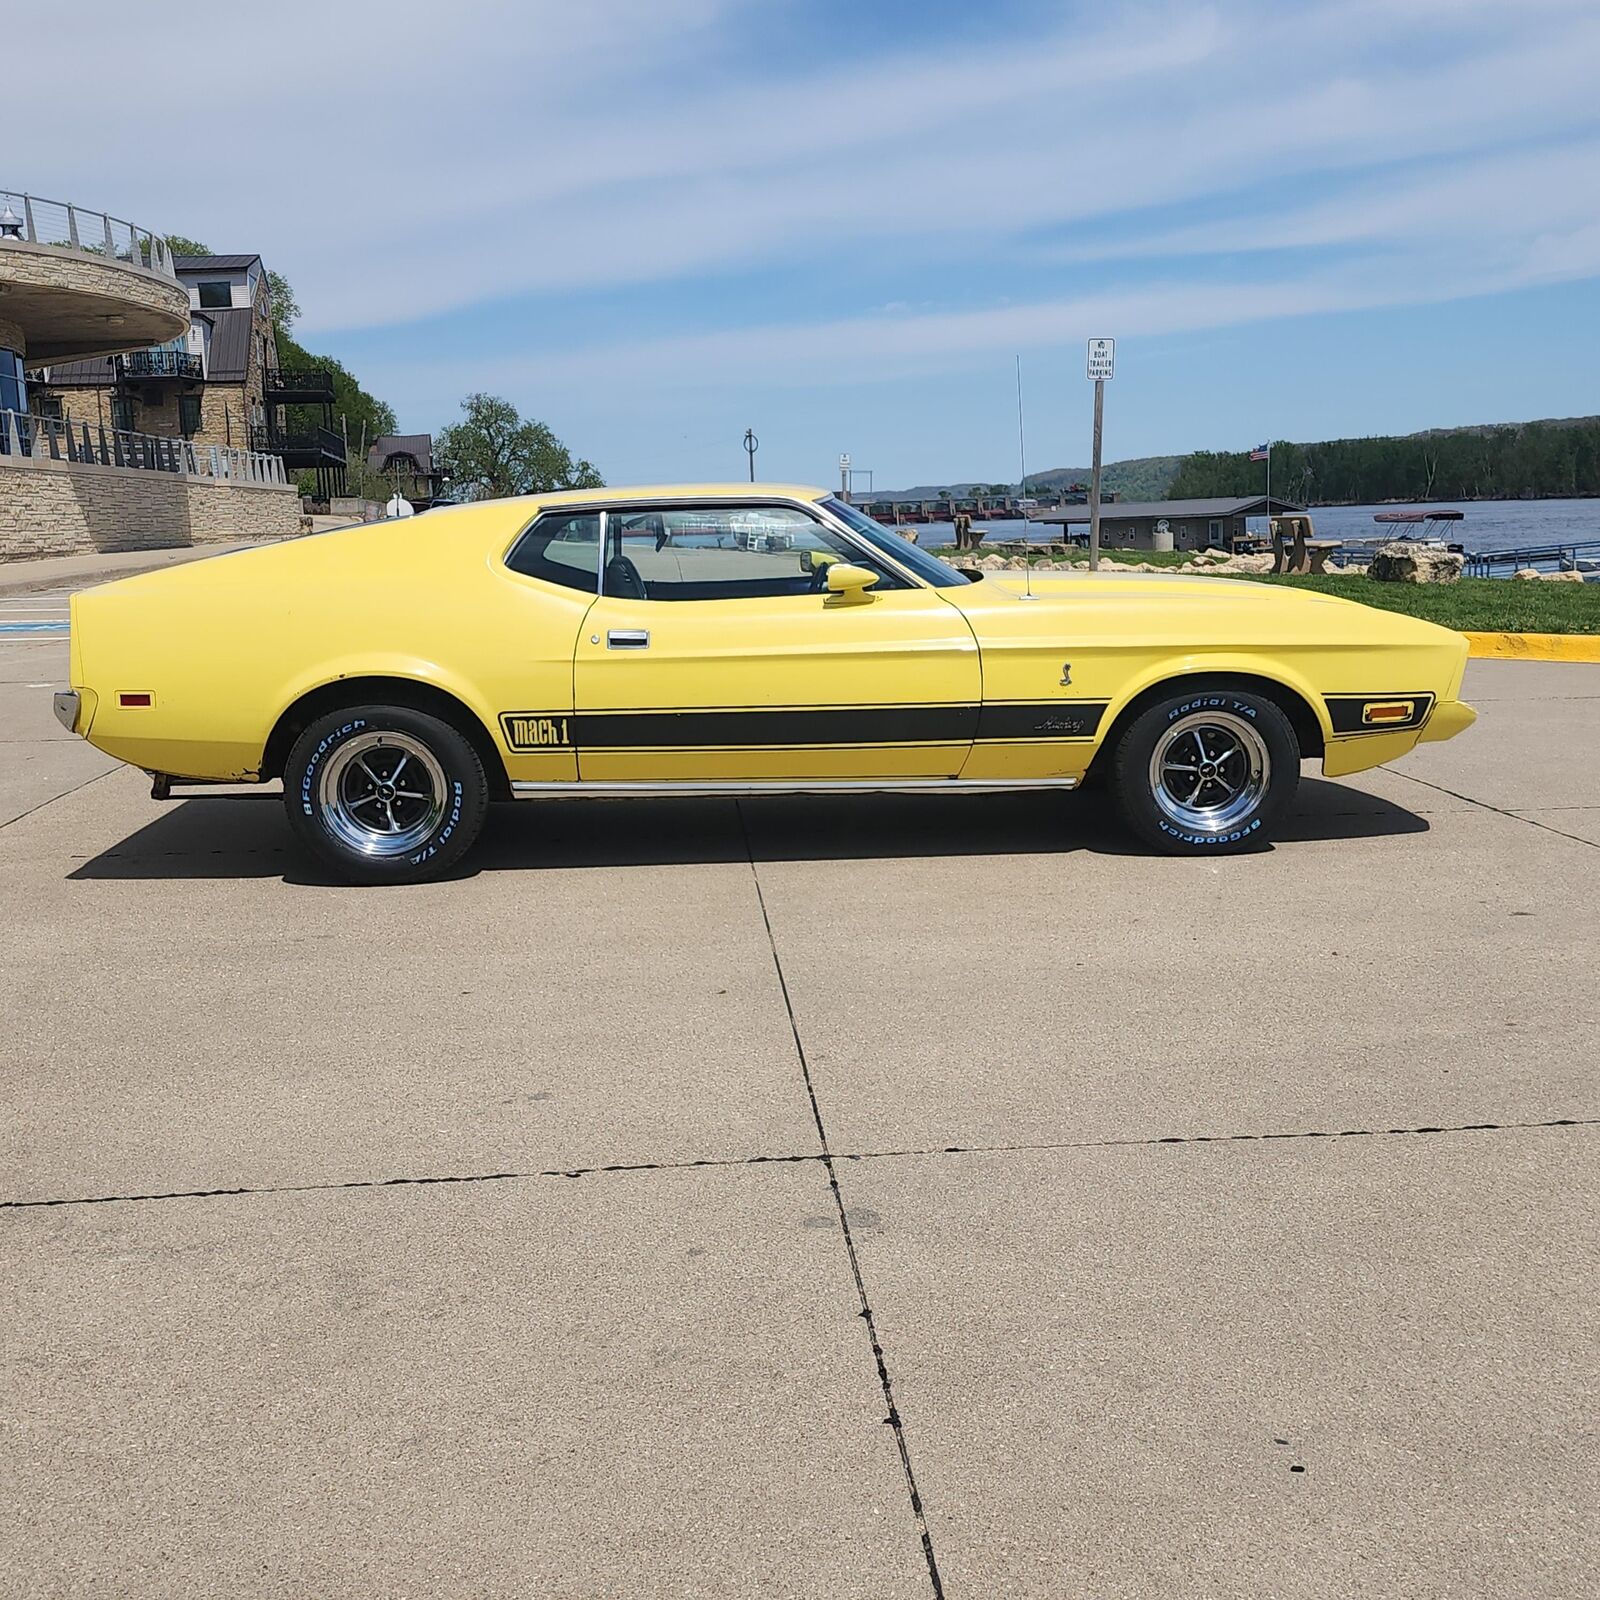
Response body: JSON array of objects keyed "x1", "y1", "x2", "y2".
[
  {"x1": 4, "y1": 1119, "x2": 1590, "y2": 1214},
  {"x1": 736, "y1": 800, "x2": 947, "y2": 1600},
  {"x1": 0, "y1": 1151, "x2": 831, "y2": 1211},
  {"x1": 0, "y1": 766, "x2": 119, "y2": 833},
  {"x1": 1384, "y1": 766, "x2": 1600, "y2": 850},
  {"x1": 842, "y1": 1115, "x2": 1599, "y2": 1166}
]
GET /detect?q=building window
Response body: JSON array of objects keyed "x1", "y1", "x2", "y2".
[
  {"x1": 0, "y1": 348, "x2": 26, "y2": 415},
  {"x1": 197, "y1": 281, "x2": 232, "y2": 309},
  {"x1": 179, "y1": 395, "x2": 202, "y2": 437},
  {"x1": 111, "y1": 395, "x2": 136, "y2": 434},
  {"x1": 33, "y1": 395, "x2": 64, "y2": 421}
]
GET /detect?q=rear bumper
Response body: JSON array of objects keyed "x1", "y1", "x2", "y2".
[
  {"x1": 53, "y1": 689, "x2": 80, "y2": 734},
  {"x1": 1420, "y1": 699, "x2": 1477, "y2": 742}
]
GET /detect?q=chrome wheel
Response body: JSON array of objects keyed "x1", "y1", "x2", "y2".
[
  {"x1": 1148, "y1": 710, "x2": 1270, "y2": 835},
  {"x1": 317, "y1": 731, "x2": 447, "y2": 858}
]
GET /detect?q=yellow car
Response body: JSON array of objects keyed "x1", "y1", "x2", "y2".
[{"x1": 55, "y1": 484, "x2": 1476, "y2": 883}]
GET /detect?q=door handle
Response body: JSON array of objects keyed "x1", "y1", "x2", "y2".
[{"x1": 607, "y1": 629, "x2": 650, "y2": 649}]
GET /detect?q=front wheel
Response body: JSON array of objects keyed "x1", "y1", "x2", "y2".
[
  {"x1": 283, "y1": 706, "x2": 488, "y2": 883},
  {"x1": 1109, "y1": 688, "x2": 1298, "y2": 854}
]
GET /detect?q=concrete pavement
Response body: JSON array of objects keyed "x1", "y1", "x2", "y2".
[{"x1": 2, "y1": 643, "x2": 1596, "y2": 1598}]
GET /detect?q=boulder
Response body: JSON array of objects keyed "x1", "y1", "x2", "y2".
[
  {"x1": 1367, "y1": 543, "x2": 1464, "y2": 585},
  {"x1": 1512, "y1": 568, "x2": 1584, "y2": 582}
]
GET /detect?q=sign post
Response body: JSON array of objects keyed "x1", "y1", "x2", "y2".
[
  {"x1": 1086, "y1": 338, "x2": 1113, "y2": 571},
  {"x1": 839, "y1": 453, "x2": 851, "y2": 502}
]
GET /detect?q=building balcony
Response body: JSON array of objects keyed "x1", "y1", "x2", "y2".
[
  {"x1": 262, "y1": 366, "x2": 336, "y2": 404},
  {"x1": 0, "y1": 187, "x2": 189, "y2": 363},
  {"x1": 250, "y1": 424, "x2": 346, "y2": 467},
  {"x1": 117, "y1": 349, "x2": 203, "y2": 381}
]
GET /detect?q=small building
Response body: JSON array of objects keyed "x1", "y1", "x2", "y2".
[
  {"x1": 1035, "y1": 495, "x2": 1304, "y2": 552},
  {"x1": 366, "y1": 433, "x2": 441, "y2": 510}
]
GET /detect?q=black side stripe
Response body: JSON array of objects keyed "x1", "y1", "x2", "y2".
[
  {"x1": 1325, "y1": 693, "x2": 1436, "y2": 736},
  {"x1": 500, "y1": 702, "x2": 1109, "y2": 753}
]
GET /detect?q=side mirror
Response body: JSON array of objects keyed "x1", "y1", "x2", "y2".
[{"x1": 824, "y1": 562, "x2": 880, "y2": 604}]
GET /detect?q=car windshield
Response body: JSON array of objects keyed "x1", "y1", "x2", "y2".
[{"x1": 821, "y1": 497, "x2": 972, "y2": 587}]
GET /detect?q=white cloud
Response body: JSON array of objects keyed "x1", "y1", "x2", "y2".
[{"x1": 14, "y1": 0, "x2": 1600, "y2": 391}]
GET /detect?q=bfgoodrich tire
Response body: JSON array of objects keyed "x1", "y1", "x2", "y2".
[
  {"x1": 1110, "y1": 686, "x2": 1299, "y2": 854},
  {"x1": 283, "y1": 705, "x2": 488, "y2": 884}
]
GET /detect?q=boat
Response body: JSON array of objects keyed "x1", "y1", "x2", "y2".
[{"x1": 1370, "y1": 509, "x2": 1467, "y2": 551}]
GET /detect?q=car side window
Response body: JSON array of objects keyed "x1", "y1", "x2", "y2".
[
  {"x1": 602, "y1": 505, "x2": 907, "y2": 602},
  {"x1": 506, "y1": 512, "x2": 601, "y2": 593}
]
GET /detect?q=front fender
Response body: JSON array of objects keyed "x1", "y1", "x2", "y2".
[{"x1": 1098, "y1": 651, "x2": 1334, "y2": 748}]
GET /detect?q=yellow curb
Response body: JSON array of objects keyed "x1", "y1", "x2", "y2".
[{"x1": 1462, "y1": 631, "x2": 1600, "y2": 662}]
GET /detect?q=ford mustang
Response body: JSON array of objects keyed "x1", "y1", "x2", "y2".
[{"x1": 54, "y1": 484, "x2": 1476, "y2": 882}]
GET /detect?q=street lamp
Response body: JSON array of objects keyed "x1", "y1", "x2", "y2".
[
  {"x1": 0, "y1": 205, "x2": 23, "y2": 241},
  {"x1": 743, "y1": 427, "x2": 758, "y2": 482}
]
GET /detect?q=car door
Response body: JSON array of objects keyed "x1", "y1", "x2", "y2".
[{"x1": 573, "y1": 500, "x2": 980, "y2": 782}]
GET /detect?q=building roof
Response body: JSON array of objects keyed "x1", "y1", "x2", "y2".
[
  {"x1": 1037, "y1": 495, "x2": 1303, "y2": 525},
  {"x1": 173, "y1": 254, "x2": 262, "y2": 274},
  {"x1": 368, "y1": 433, "x2": 435, "y2": 474},
  {"x1": 200, "y1": 308, "x2": 255, "y2": 382},
  {"x1": 41, "y1": 354, "x2": 118, "y2": 386}
]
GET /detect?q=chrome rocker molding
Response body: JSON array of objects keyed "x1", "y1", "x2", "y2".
[{"x1": 511, "y1": 777, "x2": 1079, "y2": 799}]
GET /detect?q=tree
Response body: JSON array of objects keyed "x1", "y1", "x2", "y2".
[
  {"x1": 265, "y1": 270, "x2": 299, "y2": 334},
  {"x1": 435, "y1": 393, "x2": 603, "y2": 499}
]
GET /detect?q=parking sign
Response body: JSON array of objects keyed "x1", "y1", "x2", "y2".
[{"x1": 1087, "y1": 338, "x2": 1114, "y2": 380}]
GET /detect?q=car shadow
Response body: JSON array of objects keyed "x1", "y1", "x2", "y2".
[{"x1": 66, "y1": 775, "x2": 1428, "y2": 883}]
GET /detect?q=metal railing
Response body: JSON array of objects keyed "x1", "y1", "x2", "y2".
[
  {"x1": 1463, "y1": 540, "x2": 1600, "y2": 577},
  {"x1": 249, "y1": 423, "x2": 346, "y2": 461},
  {"x1": 0, "y1": 409, "x2": 286, "y2": 485},
  {"x1": 262, "y1": 366, "x2": 335, "y2": 397},
  {"x1": 0, "y1": 188, "x2": 177, "y2": 278},
  {"x1": 117, "y1": 349, "x2": 203, "y2": 380}
]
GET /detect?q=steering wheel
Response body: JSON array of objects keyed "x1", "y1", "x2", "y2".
[{"x1": 605, "y1": 555, "x2": 647, "y2": 600}]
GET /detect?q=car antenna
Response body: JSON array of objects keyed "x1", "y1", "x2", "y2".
[{"x1": 1017, "y1": 354, "x2": 1037, "y2": 601}]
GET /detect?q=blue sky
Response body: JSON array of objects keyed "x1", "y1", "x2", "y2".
[{"x1": 30, "y1": 0, "x2": 1600, "y2": 487}]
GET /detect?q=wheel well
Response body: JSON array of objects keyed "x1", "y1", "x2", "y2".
[
  {"x1": 262, "y1": 676, "x2": 511, "y2": 799},
  {"x1": 1087, "y1": 671, "x2": 1324, "y2": 776}
]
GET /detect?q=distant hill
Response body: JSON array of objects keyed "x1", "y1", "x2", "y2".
[{"x1": 877, "y1": 454, "x2": 1182, "y2": 502}]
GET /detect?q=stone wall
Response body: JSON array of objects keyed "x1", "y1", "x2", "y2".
[
  {"x1": 0, "y1": 315, "x2": 23, "y2": 354},
  {"x1": 0, "y1": 452, "x2": 301, "y2": 561}
]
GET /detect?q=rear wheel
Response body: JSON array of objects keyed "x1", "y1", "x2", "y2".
[
  {"x1": 1110, "y1": 687, "x2": 1298, "y2": 853},
  {"x1": 283, "y1": 705, "x2": 488, "y2": 883}
]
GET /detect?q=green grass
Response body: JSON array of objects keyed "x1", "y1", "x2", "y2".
[{"x1": 1216, "y1": 572, "x2": 1600, "y2": 633}]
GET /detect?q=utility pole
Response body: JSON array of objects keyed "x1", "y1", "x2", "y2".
[
  {"x1": 743, "y1": 427, "x2": 758, "y2": 482},
  {"x1": 1086, "y1": 338, "x2": 1114, "y2": 571}
]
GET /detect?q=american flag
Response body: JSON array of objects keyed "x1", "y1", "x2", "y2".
[{"x1": 1248, "y1": 443, "x2": 1270, "y2": 462}]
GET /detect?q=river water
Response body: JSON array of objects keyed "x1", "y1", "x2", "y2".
[{"x1": 916, "y1": 498, "x2": 1600, "y2": 559}]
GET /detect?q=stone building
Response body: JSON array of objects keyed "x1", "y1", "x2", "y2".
[
  {"x1": 34, "y1": 251, "x2": 347, "y2": 498},
  {"x1": 1, "y1": 191, "x2": 299, "y2": 559}
]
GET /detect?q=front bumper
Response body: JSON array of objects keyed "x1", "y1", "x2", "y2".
[
  {"x1": 53, "y1": 689, "x2": 80, "y2": 734},
  {"x1": 1421, "y1": 699, "x2": 1477, "y2": 742}
]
